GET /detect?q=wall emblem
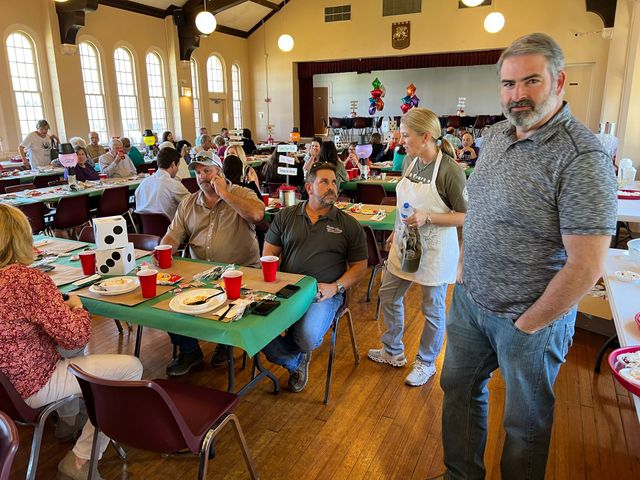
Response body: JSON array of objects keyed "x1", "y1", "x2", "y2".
[{"x1": 392, "y1": 21, "x2": 410, "y2": 50}]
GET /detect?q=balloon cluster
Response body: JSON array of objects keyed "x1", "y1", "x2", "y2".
[
  {"x1": 400, "y1": 83, "x2": 420, "y2": 114},
  {"x1": 368, "y1": 77, "x2": 385, "y2": 115}
]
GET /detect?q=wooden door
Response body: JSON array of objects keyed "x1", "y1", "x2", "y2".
[
  {"x1": 564, "y1": 64, "x2": 594, "y2": 129},
  {"x1": 313, "y1": 87, "x2": 328, "y2": 136}
]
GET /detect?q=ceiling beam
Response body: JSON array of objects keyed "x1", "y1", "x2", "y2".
[
  {"x1": 250, "y1": 0, "x2": 279, "y2": 10},
  {"x1": 56, "y1": 0, "x2": 99, "y2": 45},
  {"x1": 98, "y1": 0, "x2": 169, "y2": 19},
  {"x1": 246, "y1": 1, "x2": 283, "y2": 37}
]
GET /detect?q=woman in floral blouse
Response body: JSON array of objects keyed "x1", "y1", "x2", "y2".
[{"x1": 0, "y1": 204, "x2": 143, "y2": 480}]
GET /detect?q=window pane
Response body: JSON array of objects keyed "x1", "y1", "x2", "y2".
[
  {"x1": 206, "y1": 55, "x2": 224, "y2": 93},
  {"x1": 190, "y1": 59, "x2": 201, "y2": 132},
  {"x1": 6, "y1": 32, "x2": 44, "y2": 139},
  {"x1": 231, "y1": 64, "x2": 242, "y2": 129},
  {"x1": 114, "y1": 47, "x2": 140, "y2": 143},
  {"x1": 145, "y1": 52, "x2": 167, "y2": 134},
  {"x1": 79, "y1": 42, "x2": 109, "y2": 140}
]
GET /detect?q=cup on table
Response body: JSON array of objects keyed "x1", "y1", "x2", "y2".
[
  {"x1": 78, "y1": 250, "x2": 96, "y2": 275},
  {"x1": 148, "y1": 168, "x2": 156, "y2": 175},
  {"x1": 152, "y1": 244, "x2": 173, "y2": 269},
  {"x1": 222, "y1": 270, "x2": 243, "y2": 300},
  {"x1": 137, "y1": 269, "x2": 158, "y2": 298},
  {"x1": 262, "y1": 193, "x2": 270, "y2": 207},
  {"x1": 381, "y1": 173, "x2": 387, "y2": 181},
  {"x1": 98, "y1": 173, "x2": 108, "y2": 181},
  {"x1": 260, "y1": 255, "x2": 279, "y2": 282}
]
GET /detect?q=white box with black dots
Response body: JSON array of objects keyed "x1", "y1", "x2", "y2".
[
  {"x1": 95, "y1": 243, "x2": 136, "y2": 276},
  {"x1": 93, "y1": 215, "x2": 128, "y2": 250}
]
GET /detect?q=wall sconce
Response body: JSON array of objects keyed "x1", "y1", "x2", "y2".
[{"x1": 180, "y1": 86, "x2": 193, "y2": 97}]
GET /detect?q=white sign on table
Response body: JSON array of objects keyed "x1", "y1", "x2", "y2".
[
  {"x1": 277, "y1": 166, "x2": 298, "y2": 176},
  {"x1": 279, "y1": 155, "x2": 295, "y2": 165},
  {"x1": 277, "y1": 144, "x2": 298, "y2": 153}
]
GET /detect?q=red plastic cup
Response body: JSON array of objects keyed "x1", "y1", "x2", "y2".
[
  {"x1": 260, "y1": 255, "x2": 279, "y2": 282},
  {"x1": 78, "y1": 250, "x2": 96, "y2": 275},
  {"x1": 148, "y1": 168, "x2": 156, "y2": 175},
  {"x1": 152, "y1": 244, "x2": 173, "y2": 269},
  {"x1": 137, "y1": 269, "x2": 158, "y2": 298},
  {"x1": 98, "y1": 173, "x2": 108, "y2": 180},
  {"x1": 222, "y1": 270, "x2": 243, "y2": 300},
  {"x1": 262, "y1": 193, "x2": 270, "y2": 206}
]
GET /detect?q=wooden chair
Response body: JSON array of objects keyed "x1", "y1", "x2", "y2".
[
  {"x1": 68, "y1": 364, "x2": 259, "y2": 480},
  {"x1": 5, "y1": 183, "x2": 35, "y2": 193},
  {"x1": 0, "y1": 411, "x2": 19, "y2": 480}
]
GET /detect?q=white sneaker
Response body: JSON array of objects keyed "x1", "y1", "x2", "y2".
[
  {"x1": 405, "y1": 360, "x2": 436, "y2": 386},
  {"x1": 367, "y1": 348, "x2": 407, "y2": 367}
]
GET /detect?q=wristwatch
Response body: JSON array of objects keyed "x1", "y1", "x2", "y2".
[{"x1": 335, "y1": 282, "x2": 346, "y2": 295}]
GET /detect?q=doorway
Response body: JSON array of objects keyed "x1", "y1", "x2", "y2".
[
  {"x1": 564, "y1": 64, "x2": 594, "y2": 129},
  {"x1": 313, "y1": 87, "x2": 328, "y2": 136},
  {"x1": 209, "y1": 99, "x2": 227, "y2": 135}
]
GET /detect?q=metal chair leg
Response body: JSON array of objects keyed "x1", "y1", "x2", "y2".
[
  {"x1": 594, "y1": 334, "x2": 619, "y2": 373},
  {"x1": 87, "y1": 426, "x2": 101, "y2": 480},
  {"x1": 134, "y1": 324, "x2": 144, "y2": 357},
  {"x1": 25, "y1": 419, "x2": 46, "y2": 480},
  {"x1": 111, "y1": 440, "x2": 126, "y2": 460},
  {"x1": 345, "y1": 309, "x2": 359, "y2": 365},
  {"x1": 113, "y1": 319, "x2": 124, "y2": 334},
  {"x1": 376, "y1": 295, "x2": 381, "y2": 321},
  {"x1": 324, "y1": 318, "x2": 340, "y2": 405},
  {"x1": 366, "y1": 269, "x2": 375, "y2": 302},
  {"x1": 228, "y1": 414, "x2": 259, "y2": 480}
]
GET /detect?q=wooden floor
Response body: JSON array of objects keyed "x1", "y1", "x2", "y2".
[{"x1": 9, "y1": 276, "x2": 640, "y2": 479}]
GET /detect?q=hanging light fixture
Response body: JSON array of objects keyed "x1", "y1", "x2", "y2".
[
  {"x1": 484, "y1": 12, "x2": 505, "y2": 33},
  {"x1": 462, "y1": 0, "x2": 484, "y2": 6},
  {"x1": 195, "y1": 0, "x2": 217, "y2": 35},
  {"x1": 277, "y1": 0, "x2": 294, "y2": 52}
]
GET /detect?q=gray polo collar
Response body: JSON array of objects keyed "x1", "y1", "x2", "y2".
[
  {"x1": 501, "y1": 102, "x2": 571, "y2": 145},
  {"x1": 297, "y1": 200, "x2": 338, "y2": 221}
]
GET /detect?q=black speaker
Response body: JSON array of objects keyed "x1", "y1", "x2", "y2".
[{"x1": 173, "y1": 8, "x2": 186, "y2": 27}]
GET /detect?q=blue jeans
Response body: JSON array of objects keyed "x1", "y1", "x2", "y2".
[
  {"x1": 441, "y1": 284, "x2": 576, "y2": 480},
  {"x1": 262, "y1": 293, "x2": 343, "y2": 373},
  {"x1": 379, "y1": 269, "x2": 447, "y2": 365},
  {"x1": 168, "y1": 333, "x2": 200, "y2": 354}
]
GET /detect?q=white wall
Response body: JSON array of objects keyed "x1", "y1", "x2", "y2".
[{"x1": 313, "y1": 65, "x2": 502, "y2": 118}]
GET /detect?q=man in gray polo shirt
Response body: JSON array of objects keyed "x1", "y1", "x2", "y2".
[
  {"x1": 440, "y1": 33, "x2": 616, "y2": 480},
  {"x1": 262, "y1": 162, "x2": 368, "y2": 392}
]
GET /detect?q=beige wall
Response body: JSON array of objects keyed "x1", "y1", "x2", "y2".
[
  {"x1": 0, "y1": 0, "x2": 251, "y2": 154},
  {"x1": 248, "y1": 0, "x2": 612, "y2": 140}
]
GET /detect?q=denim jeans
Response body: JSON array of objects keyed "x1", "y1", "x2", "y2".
[
  {"x1": 379, "y1": 269, "x2": 447, "y2": 365},
  {"x1": 168, "y1": 333, "x2": 200, "y2": 354},
  {"x1": 262, "y1": 293, "x2": 343, "y2": 373},
  {"x1": 441, "y1": 284, "x2": 576, "y2": 480}
]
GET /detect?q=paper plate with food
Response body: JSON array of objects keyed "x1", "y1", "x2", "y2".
[
  {"x1": 617, "y1": 190, "x2": 640, "y2": 200},
  {"x1": 89, "y1": 277, "x2": 139, "y2": 295},
  {"x1": 334, "y1": 201, "x2": 350, "y2": 210},
  {"x1": 169, "y1": 288, "x2": 227, "y2": 314},
  {"x1": 609, "y1": 346, "x2": 640, "y2": 396}
]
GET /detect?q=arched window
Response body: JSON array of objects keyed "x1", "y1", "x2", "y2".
[
  {"x1": 6, "y1": 32, "x2": 44, "y2": 140},
  {"x1": 79, "y1": 42, "x2": 108, "y2": 141},
  {"x1": 190, "y1": 58, "x2": 201, "y2": 133},
  {"x1": 231, "y1": 64, "x2": 242, "y2": 129},
  {"x1": 145, "y1": 52, "x2": 167, "y2": 134},
  {"x1": 113, "y1": 47, "x2": 140, "y2": 142},
  {"x1": 206, "y1": 55, "x2": 224, "y2": 93}
]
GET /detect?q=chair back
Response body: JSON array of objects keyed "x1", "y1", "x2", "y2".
[
  {"x1": 181, "y1": 177, "x2": 199, "y2": 193},
  {"x1": 5, "y1": 183, "x2": 35, "y2": 193},
  {"x1": 0, "y1": 411, "x2": 19, "y2": 480},
  {"x1": 375, "y1": 116, "x2": 383, "y2": 129},
  {"x1": 17, "y1": 203, "x2": 48, "y2": 234},
  {"x1": 330, "y1": 117, "x2": 342, "y2": 129},
  {"x1": 128, "y1": 234, "x2": 161, "y2": 251},
  {"x1": 0, "y1": 178, "x2": 20, "y2": 194},
  {"x1": 136, "y1": 212, "x2": 171, "y2": 238},
  {"x1": 446, "y1": 116, "x2": 461, "y2": 129},
  {"x1": 0, "y1": 371, "x2": 40, "y2": 424},
  {"x1": 353, "y1": 117, "x2": 367, "y2": 130},
  {"x1": 52, "y1": 194, "x2": 90, "y2": 230},
  {"x1": 78, "y1": 225, "x2": 95, "y2": 243},
  {"x1": 136, "y1": 163, "x2": 151, "y2": 174},
  {"x1": 380, "y1": 197, "x2": 396, "y2": 206},
  {"x1": 362, "y1": 226, "x2": 383, "y2": 268},
  {"x1": 356, "y1": 183, "x2": 386, "y2": 204},
  {"x1": 33, "y1": 174, "x2": 61, "y2": 189},
  {"x1": 98, "y1": 185, "x2": 130, "y2": 217},
  {"x1": 68, "y1": 364, "x2": 199, "y2": 453}
]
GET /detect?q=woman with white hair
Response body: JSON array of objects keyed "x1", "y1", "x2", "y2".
[{"x1": 19, "y1": 119, "x2": 60, "y2": 169}]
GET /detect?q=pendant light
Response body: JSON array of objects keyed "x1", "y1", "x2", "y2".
[
  {"x1": 195, "y1": 0, "x2": 217, "y2": 35},
  {"x1": 484, "y1": 11, "x2": 505, "y2": 33},
  {"x1": 277, "y1": 0, "x2": 294, "y2": 52},
  {"x1": 462, "y1": 0, "x2": 484, "y2": 6}
]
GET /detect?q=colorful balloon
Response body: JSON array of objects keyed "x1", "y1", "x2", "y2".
[
  {"x1": 370, "y1": 88, "x2": 383, "y2": 99},
  {"x1": 401, "y1": 102, "x2": 412, "y2": 114},
  {"x1": 402, "y1": 95, "x2": 412, "y2": 104},
  {"x1": 372, "y1": 77, "x2": 381, "y2": 89},
  {"x1": 369, "y1": 97, "x2": 376, "y2": 105},
  {"x1": 411, "y1": 95, "x2": 420, "y2": 107},
  {"x1": 369, "y1": 104, "x2": 377, "y2": 115},
  {"x1": 376, "y1": 99, "x2": 384, "y2": 111},
  {"x1": 407, "y1": 83, "x2": 416, "y2": 96}
]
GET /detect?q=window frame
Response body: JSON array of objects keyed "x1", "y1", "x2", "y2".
[
  {"x1": 78, "y1": 41, "x2": 109, "y2": 141},
  {"x1": 206, "y1": 54, "x2": 225, "y2": 93},
  {"x1": 145, "y1": 51, "x2": 168, "y2": 135},
  {"x1": 113, "y1": 46, "x2": 141, "y2": 143},
  {"x1": 190, "y1": 58, "x2": 202, "y2": 132},
  {"x1": 231, "y1": 63, "x2": 242, "y2": 129}
]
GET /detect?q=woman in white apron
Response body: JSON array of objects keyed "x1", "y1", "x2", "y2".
[{"x1": 368, "y1": 108, "x2": 468, "y2": 386}]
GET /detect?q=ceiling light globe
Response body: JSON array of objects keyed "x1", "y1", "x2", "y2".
[
  {"x1": 195, "y1": 11, "x2": 217, "y2": 35},
  {"x1": 484, "y1": 12, "x2": 505, "y2": 33},
  {"x1": 278, "y1": 34, "x2": 294, "y2": 52}
]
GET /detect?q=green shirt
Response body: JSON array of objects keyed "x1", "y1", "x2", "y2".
[{"x1": 128, "y1": 146, "x2": 145, "y2": 166}]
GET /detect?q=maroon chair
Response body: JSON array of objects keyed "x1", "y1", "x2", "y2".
[
  {"x1": 0, "y1": 411, "x2": 19, "y2": 480},
  {"x1": 97, "y1": 185, "x2": 136, "y2": 230},
  {"x1": 67, "y1": 364, "x2": 259, "y2": 480},
  {"x1": 17, "y1": 202, "x2": 48, "y2": 234},
  {"x1": 136, "y1": 212, "x2": 171, "y2": 238},
  {"x1": 356, "y1": 183, "x2": 386, "y2": 205},
  {"x1": 128, "y1": 233, "x2": 161, "y2": 251},
  {"x1": 181, "y1": 177, "x2": 199, "y2": 193},
  {"x1": 136, "y1": 163, "x2": 151, "y2": 174},
  {"x1": 4, "y1": 183, "x2": 35, "y2": 193},
  {"x1": 78, "y1": 225, "x2": 95, "y2": 243},
  {"x1": 52, "y1": 194, "x2": 90, "y2": 234},
  {"x1": 33, "y1": 174, "x2": 62, "y2": 189},
  {"x1": 0, "y1": 371, "x2": 79, "y2": 480},
  {"x1": 0, "y1": 178, "x2": 20, "y2": 194}
]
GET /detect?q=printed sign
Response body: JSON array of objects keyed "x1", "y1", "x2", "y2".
[
  {"x1": 279, "y1": 155, "x2": 295, "y2": 165},
  {"x1": 277, "y1": 144, "x2": 298, "y2": 153},
  {"x1": 277, "y1": 166, "x2": 298, "y2": 176},
  {"x1": 228, "y1": 141, "x2": 243, "y2": 146}
]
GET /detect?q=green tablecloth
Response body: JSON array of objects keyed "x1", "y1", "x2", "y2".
[
  {"x1": 42, "y1": 236, "x2": 317, "y2": 357},
  {"x1": 340, "y1": 179, "x2": 399, "y2": 193},
  {"x1": 0, "y1": 167, "x2": 65, "y2": 184}
]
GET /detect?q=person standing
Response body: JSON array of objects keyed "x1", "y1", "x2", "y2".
[
  {"x1": 368, "y1": 108, "x2": 467, "y2": 387},
  {"x1": 440, "y1": 33, "x2": 617, "y2": 480},
  {"x1": 19, "y1": 119, "x2": 59, "y2": 169}
]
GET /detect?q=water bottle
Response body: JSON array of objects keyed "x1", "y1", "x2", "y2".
[{"x1": 400, "y1": 202, "x2": 414, "y2": 220}]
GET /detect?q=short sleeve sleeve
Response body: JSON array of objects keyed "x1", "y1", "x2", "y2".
[{"x1": 265, "y1": 210, "x2": 285, "y2": 247}]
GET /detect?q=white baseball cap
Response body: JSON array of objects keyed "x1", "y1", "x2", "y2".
[{"x1": 189, "y1": 150, "x2": 223, "y2": 169}]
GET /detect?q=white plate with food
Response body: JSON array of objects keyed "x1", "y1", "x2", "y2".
[
  {"x1": 169, "y1": 288, "x2": 227, "y2": 314},
  {"x1": 89, "y1": 277, "x2": 139, "y2": 296}
]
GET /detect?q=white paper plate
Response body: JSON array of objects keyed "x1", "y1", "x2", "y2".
[
  {"x1": 89, "y1": 277, "x2": 139, "y2": 296},
  {"x1": 169, "y1": 288, "x2": 227, "y2": 314}
]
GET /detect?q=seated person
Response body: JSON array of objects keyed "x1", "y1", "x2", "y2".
[
  {"x1": 85, "y1": 131, "x2": 106, "y2": 164},
  {"x1": 443, "y1": 126, "x2": 462, "y2": 150},
  {"x1": 195, "y1": 127, "x2": 208, "y2": 148},
  {"x1": 213, "y1": 135, "x2": 227, "y2": 158},
  {"x1": 98, "y1": 138, "x2": 137, "y2": 178},
  {"x1": 0, "y1": 204, "x2": 143, "y2": 480},
  {"x1": 241, "y1": 128, "x2": 257, "y2": 155},
  {"x1": 225, "y1": 145, "x2": 260, "y2": 192},
  {"x1": 158, "y1": 141, "x2": 190, "y2": 179},
  {"x1": 319, "y1": 141, "x2": 348, "y2": 188},
  {"x1": 456, "y1": 132, "x2": 479, "y2": 166},
  {"x1": 135, "y1": 148, "x2": 189, "y2": 220},
  {"x1": 162, "y1": 131, "x2": 177, "y2": 148},
  {"x1": 67, "y1": 137, "x2": 95, "y2": 169},
  {"x1": 190, "y1": 134, "x2": 213, "y2": 157},
  {"x1": 64, "y1": 146, "x2": 100, "y2": 182},
  {"x1": 19, "y1": 119, "x2": 59, "y2": 169},
  {"x1": 160, "y1": 151, "x2": 265, "y2": 376},
  {"x1": 374, "y1": 131, "x2": 407, "y2": 171},
  {"x1": 223, "y1": 154, "x2": 261, "y2": 200},
  {"x1": 343, "y1": 143, "x2": 360, "y2": 170},
  {"x1": 302, "y1": 137, "x2": 322, "y2": 175},
  {"x1": 122, "y1": 137, "x2": 145, "y2": 167},
  {"x1": 370, "y1": 133, "x2": 385, "y2": 160},
  {"x1": 261, "y1": 146, "x2": 304, "y2": 188},
  {"x1": 262, "y1": 163, "x2": 368, "y2": 392}
]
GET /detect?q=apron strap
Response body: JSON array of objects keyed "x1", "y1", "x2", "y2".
[{"x1": 403, "y1": 157, "x2": 419, "y2": 180}]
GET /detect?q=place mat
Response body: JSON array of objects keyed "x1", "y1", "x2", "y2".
[
  {"x1": 152, "y1": 296, "x2": 247, "y2": 323},
  {"x1": 34, "y1": 238, "x2": 87, "y2": 254},
  {"x1": 155, "y1": 258, "x2": 221, "y2": 279},
  {"x1": 47, "y1": 264, "x2": 86, "y2": 287},
  {"x1": 228, "y1": 265, "x2": 305, "y2": 294},
  {"x1": 343, "y1": 204, "x2": 395, "y2": 223},
  {"x1": 75, "y1": 282, "x2": 174, "y2": 307},
  {"x1": 134, "y1": 249, "x2": 151, "y2": 259}
]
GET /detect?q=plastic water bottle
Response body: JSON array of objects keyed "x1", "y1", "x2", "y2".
[{"x1": 400, "y1": 202, "x2": 414, "y2": 220}]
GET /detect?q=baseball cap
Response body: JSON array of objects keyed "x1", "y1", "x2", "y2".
[
  {"x1": 158, "y1": 141, "x2": 176, "y2": 150},
  {"x1": 189, "y1": 150, "x2": 223, "y2": 169}
]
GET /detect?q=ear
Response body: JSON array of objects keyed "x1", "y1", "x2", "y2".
[
  {"x1": 305, "y1": 182, "x2": 312, "y2": 196},
  {"x1": 555, "y1": 70, "x2": 566, "y2": 95}
]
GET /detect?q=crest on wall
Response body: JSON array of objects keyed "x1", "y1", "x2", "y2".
[{"x1": 392, "y1": 21, "x2": 410, "y2": 50}]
